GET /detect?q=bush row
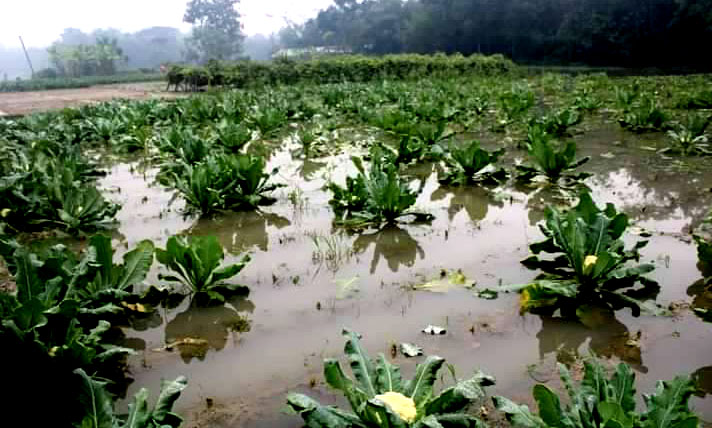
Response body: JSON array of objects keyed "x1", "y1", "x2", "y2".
[{"x1": 166, "y1": 53, "x2": 515, "y2": 90}]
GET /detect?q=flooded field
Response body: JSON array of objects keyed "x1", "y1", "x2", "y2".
[
  {"x1": 3, "y1": 70, "x2": 712, "y2": 427},
  {"x1": 98, "y1": 116, "x2": 712, "y2": 426}
]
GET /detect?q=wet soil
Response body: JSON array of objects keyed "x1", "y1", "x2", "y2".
[{"x1": 99, "y1": 117, "x2": 712, "y2": 427}]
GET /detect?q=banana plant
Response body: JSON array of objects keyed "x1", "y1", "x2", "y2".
[
  {"x1": 156, "y1": 235, "x2": 250, "y2": 304},
  {"x1": 515, "y1": 193, "x2": 660, "y2": 317},
  {"x1": 287, "y1": 329, "x2": 494, "y2": 428},
  {"x1": 440, "y1": 140, "x2": 507, "y2": 185},
  {"x1": 516, "y1": 131, "x2": 590, "y2": 184},
  {"x1": 494, "y1": 356, "x2": 699, "y2": 428},
  {"x1": 75, "y1": 368, "x2": 187, "y2": 428}
]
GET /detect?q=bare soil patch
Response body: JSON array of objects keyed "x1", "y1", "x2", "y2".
[{"x1": 0, "y1": 82, "x2": 181, "y2": 116}]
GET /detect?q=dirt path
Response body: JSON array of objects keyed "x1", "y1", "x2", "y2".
[{"x1": 0, "y1": 81, "x2": 183, "y2": 116}]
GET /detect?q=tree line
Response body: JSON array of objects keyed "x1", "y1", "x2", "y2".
[{"x1": 279, "y1": 0, "x2": 712, "y2": 68}]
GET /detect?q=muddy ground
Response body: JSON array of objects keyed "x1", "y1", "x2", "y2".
[{"x1": 0, "y1": 82, "x2": 180, "y2": 116}]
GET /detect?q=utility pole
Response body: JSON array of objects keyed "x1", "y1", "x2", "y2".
[{"x1": 19, "y1": 36, "x2": 35, "y2": 78}]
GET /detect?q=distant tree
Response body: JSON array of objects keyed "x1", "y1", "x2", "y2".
[{"x1": 183, "y1": 0, "x2": 244, "y2": 63}]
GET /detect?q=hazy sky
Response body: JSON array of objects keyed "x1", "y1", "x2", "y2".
[{"x1": 1, "y1": 0, "x2": 333, "y2": 48}]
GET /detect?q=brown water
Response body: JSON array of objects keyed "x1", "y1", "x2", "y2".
[{"x1": 101, "y1": 118, "x2": 712, "y2": 427}]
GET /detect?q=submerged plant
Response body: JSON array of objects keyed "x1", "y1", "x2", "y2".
[
  {"x1": 619, "y1": 97, "x2": 668, "y2": 133},
  {"x1": 532, "y1": 108, "x2": 582, "y2": 137},
  {"x1": 516, "y1": 131, "x2": 590, "y2": 184},
  {"x1": 327, "y1": 152, "x2": 432, "y2": 226},
  {"x1": 171, "y1": 153, "x2": 282, "y2": 215},
  {"x1": 494, "y1": 356, "x2": 699, "y2": 428},
  {"x1": 516, "y1": 193, "x2": 659, "y2": 316},
  {"x1": 663, "y1": 113, "x2": 711, "y2": 155},
  {"x1": 440, "y1": 140, "x2": 506, "y2": 185},
  {"x1": 287, "y1": 329, "x2": 495, "y2": 428},
  {"x1": 156, "y1": 235, "x2": 250, "y2": 304}
]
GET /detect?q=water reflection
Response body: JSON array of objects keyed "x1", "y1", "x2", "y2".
[
  {"x1": 430, "y1": 185, "x2": 500, "y2": 223},
  {"x1": 298, "y1": 158, "x2": 327, "y2": 181},
  {"x1": 352, "y1": 226, "x2": 424, "y2": 274},
  {"x1": 164, "y1": 295, "x2": 255, "y2": 363},
  {"x1": 693, "y1": 366, "x2": 712, "y2": 397},
  {"x1": 536, "y1": 306, "x2": 646, "y2": 372},
  {"x1": 589, "y1": 168, "x2": 712, "y2": 227},
  {"x1": 188, "y1": 211, "x2": 290, "y2": 254}
]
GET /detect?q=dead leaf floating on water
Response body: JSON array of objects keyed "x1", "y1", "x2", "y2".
[
  {"x1": 152, "y1": 337, "x2": 209, "y2": 352},
  {"x1": 400, "y1": 343, "x2": 423, "y2": 357},
  {"x1": 422, "y1": 325, "x2": 446, "y2": 335}
]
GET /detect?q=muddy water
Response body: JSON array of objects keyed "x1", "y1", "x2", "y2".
[{"x1": 102, "y1": 122, "x2": 712, "y2": 427}]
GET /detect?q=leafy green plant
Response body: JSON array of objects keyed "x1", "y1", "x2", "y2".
[
  {"x1": 533, "y1": 108, "x2": 582, "y2": 137},
  {"x1": 171, "y1": 153, "x2": 282, "y2": 215},
  {"x1": 156, "y1": 235, "x2": 250, "y2": 304},
  {"x1": 50, "y1": 186, "x2": 120, "y2": 234},
  {"x1": 249, "y1": 104, "x2": 288, "y2": 137},
  {"x1": 75, "y1": 368, "x2": 187, "y2": 428},
  {"x1": 619, "y1": 97, "x2": 668, "y2": 133},
  {"x1": 214, "y1": 119, "x2": 252, "y2": 152},
  {"x1": 494, "y1": 356, "x2": 699, "y2": 428},
  {"x1": 663, "y1": 114, "x2": 710, "y2": 155},
  {"x1": 71, "y1": 235, "x2": 154, "y2": 307},
  {"x1": 327, "y1": 153, "x2": 432, "y2": 226},
  {"x1": 516, "y1": 131, "x2": 590, "y2": 184},
  {"x1": 516, "y1": 193, "x2": 659, "y2": 316},
  {"x1": 287, "y1": 329, "x2": 494, "y2": 428},
  {"x1": 440, "y1": 140, "x2": 506, "y2": 185}
]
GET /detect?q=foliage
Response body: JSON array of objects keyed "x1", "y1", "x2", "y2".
[
  {"x1": 75, "y1": 368, "x2": 187, "y2": 428},
  {"x1": 169, "y1": 153, "x2": 282, "y2": 215},
  {"x1": 183, "y1": 0, "x2": 244, "y2": 62},
  {"x1": 156, "y1": 235, "x2": 250, "y2": 304},
  {"x1": 0, "y1": 141, "x2": 119, "y2": 236},
  {"x1": 165, "y1": 54, "x2": 515, "y2": 90},
  {"x1": 287, "y1": 329, "x2": 494, "y2": 427},
  {"x1": 494, "y1": 356, "x2": 699, "y2": 428},
  {"x1": 516, "y1": 131, "x2": 590, "y2": 184},
  {"x1": 532, "y1": 108, "x2": 582, "y2": 137},
  {"x1": 516, "y1": 193, "x2": 659, "y2": 316},
  {"x1": 327, "y1": 152, "x2": 432, "y2": 226},
  {"x1": 440, "y1": 141, "x2": 507, "y2": 185},
  {"x1": 663, "y1": 113, "x2": 710, "y2": 155},
  {"x1": 619, "y1": 97, "x2": 668, "y2": 133}
]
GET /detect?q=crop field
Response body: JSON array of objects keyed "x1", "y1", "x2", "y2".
[{"x1": 2, "y1": 58, "x2": 712, "y2": 427}]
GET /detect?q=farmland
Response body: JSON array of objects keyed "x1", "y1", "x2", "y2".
[{"x1": 1, "y1": 55, "x2": 712, "y2": 427}]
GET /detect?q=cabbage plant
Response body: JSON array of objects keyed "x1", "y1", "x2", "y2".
[
  {"x1": 516, "y1": 131, "x2": 590, "y2": 184},
  {"x1": 440, "y1": 140, "x2": 506, "y2": 185},
  {"x1": 327, "y1": 153, "x2": 432, "y2": 226},
  {"x1": 517, "y1": 193, "x2": 659, "y2": 316},
  {"x1": 156, "y1": 235, "x2": 250, "y2": 304},
  {"x1": 494, "y1": 356, "x2": 699, "y2": 428},
  {"x1": 287, "y1": 329, "x2": 494, "y2": 428}
]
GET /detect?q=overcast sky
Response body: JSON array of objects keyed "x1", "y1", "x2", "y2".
[{"x1": 0, "y1": 0, "x2": 333, "y2": 48}]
